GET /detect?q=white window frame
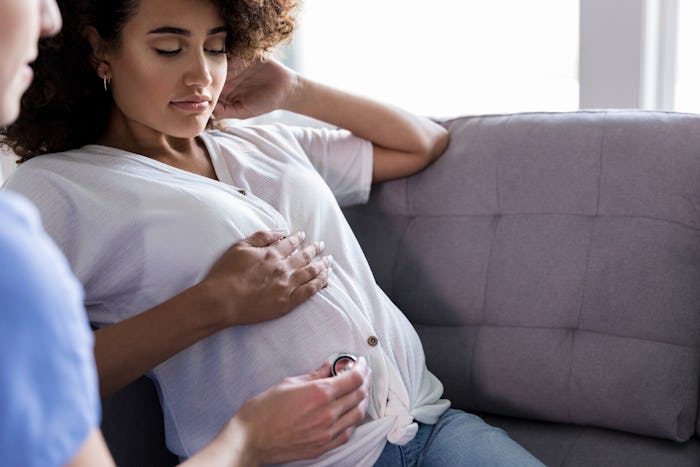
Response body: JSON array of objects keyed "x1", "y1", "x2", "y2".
[{"x1": 579, "y1": 0, "x2": 679, "y2": 110}]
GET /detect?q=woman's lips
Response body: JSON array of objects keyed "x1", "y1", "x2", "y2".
[{"x1": 170, "y1": 100, "x2": 211, "y2": 113}]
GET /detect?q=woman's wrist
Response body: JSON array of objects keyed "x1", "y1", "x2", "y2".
[
  {"x1": 183, "y1": 279, "x2": 237, "y2": 332},
  {"x1": 280, "y1": 73, "x2": 310, "y2": 115}
]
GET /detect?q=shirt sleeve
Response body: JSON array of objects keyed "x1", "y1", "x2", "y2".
[
  {"x1": 0, "y1": 192, "x2": 100, "y2": 467},
  {"x1": 288, "y1": 125, "x2": 374, "y2": 207}
]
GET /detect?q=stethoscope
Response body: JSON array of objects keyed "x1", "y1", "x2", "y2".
[{"x1": 330, "y1": 353, "x2": 358, "y2": 376}]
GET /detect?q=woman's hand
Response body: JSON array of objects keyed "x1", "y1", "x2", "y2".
[
  {"x1": 94, "y1": 230, "x2": 331, "y2": 397},
  {"x1": 214, "y1": 57, "x2": 299, "y2": 120},
  {"x1": 203, "y1": 230, "x2": 332, "y2": 327}
]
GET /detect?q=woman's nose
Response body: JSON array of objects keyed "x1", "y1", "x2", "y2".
[{"x1": 184, "y1": 53, "x2": 214, "y2": 87}]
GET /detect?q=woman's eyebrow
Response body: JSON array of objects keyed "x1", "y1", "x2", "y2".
[{"x1": 148, "y1": 26, "x2": 227, "y2": 36}]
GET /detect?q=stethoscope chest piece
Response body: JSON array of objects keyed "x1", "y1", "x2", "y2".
[{"x1": 330, "y1": 353, "x2": 358, "y2": 376}]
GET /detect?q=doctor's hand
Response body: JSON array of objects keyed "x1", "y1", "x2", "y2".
[
  {"x1": 214, "y1": 57, "x2": 299, "y2": 120},
  {"x1": 203, "y1": 230, "x2": 332, "y2": 328},
  {"x1": 180, "y1": 359, "x2": 370, "y2": 467},
  {"x1": 230, "y1": 358, "x2": 371, "y2": 465}
]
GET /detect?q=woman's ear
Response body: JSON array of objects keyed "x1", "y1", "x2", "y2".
[{"x1": 83, "y1": 26, "x2": 112, "y2": 78}]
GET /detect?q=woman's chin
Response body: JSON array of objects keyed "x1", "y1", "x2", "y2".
[{"x1": 168, "y1": 120, "x2": 211, "y2": 139}]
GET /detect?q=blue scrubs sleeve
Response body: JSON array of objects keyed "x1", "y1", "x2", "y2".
[{"x1": 0, "y1": 192, "x2": 100, "y2": 467}]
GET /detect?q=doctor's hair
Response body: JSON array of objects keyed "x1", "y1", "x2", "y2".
[{"x1": 1, "y1": 0, "x2": 297, "y2": 162}]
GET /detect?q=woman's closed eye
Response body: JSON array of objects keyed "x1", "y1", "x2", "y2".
[
  {"x1": 204, "y1": 47, "x2": 227, "y2": 55},
  {"x1": 155, "y1": 48, "x2": 182, "y2": 56},
  {"x1": 148, "y1": 25, "x2": 227, "y2": 58},
  {"x1": 204, "y1": 38, "x2": 227, "y2": 56},
  {"x1": 153, "y1": 47, "x2": 226, "y2": 57},
  {"x1": 152, "y1": 38, "x2": 182, "y2": 56}
]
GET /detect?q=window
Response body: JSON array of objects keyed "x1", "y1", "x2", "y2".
[
  {"x1": 675, "y1": 0, "x2": 700, "y2": 112},
  {"x1": 290, "y1": 0, "x2": 579, "y2": 118}
]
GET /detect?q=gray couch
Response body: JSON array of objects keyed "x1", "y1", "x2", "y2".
[{"x1": 102, "y1": 110, "x2": 700, "y2": 466}]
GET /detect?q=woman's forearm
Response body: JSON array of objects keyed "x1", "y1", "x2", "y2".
[
  {"x1": 281, "y1": 76, "x2": 449, "y2": 181},
  {"x1": 94, "y1": 283, "x2": 223, "y2": 397}
]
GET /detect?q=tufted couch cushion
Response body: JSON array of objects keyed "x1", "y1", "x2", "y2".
[{"x1": 344, "y1": 111, "x2": 700, "y2": 443}]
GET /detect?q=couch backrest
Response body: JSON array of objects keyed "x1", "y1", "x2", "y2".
[{"x1": 343, "y1": 111, "x2": 700, "y2": 442}]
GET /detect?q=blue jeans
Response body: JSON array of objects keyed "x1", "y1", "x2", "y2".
[{"x1": 373, "y1": 409, "x2": 544, "y2": 467}]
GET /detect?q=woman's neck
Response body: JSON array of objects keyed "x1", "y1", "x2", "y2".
[{"x1": 97, "y1": 114, "x2": 218, "y2": 180}]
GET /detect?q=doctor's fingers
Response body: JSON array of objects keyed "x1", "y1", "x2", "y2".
[
  {"x1": 308, "y1": 366, "x2": 370, "y2": 452},
  {"x1": 326, "y1": 390, "x2": 369, "y2": 446}
]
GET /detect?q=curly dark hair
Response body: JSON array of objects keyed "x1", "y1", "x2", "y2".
[{"x1": 1, "y1": 0, "x2": 297, "y2": 162}]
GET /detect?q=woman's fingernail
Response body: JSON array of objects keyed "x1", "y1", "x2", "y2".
[
  {"x1": 316, "y1": 240, "x2": 326, "y2": 252},
  {"x1": 323, "y1": 266, "x2": 333, "y2": 284},
  {"x1": 298, "y1": 231, "x2": 306, "y2": 241},
  {"x1": 325, "y1": 255, "x2": 334, "y2": 266}
]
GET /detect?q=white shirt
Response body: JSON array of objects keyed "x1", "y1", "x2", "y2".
[{"x1": 3, "y1": 123, "x2": 449, "y2": 466}]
